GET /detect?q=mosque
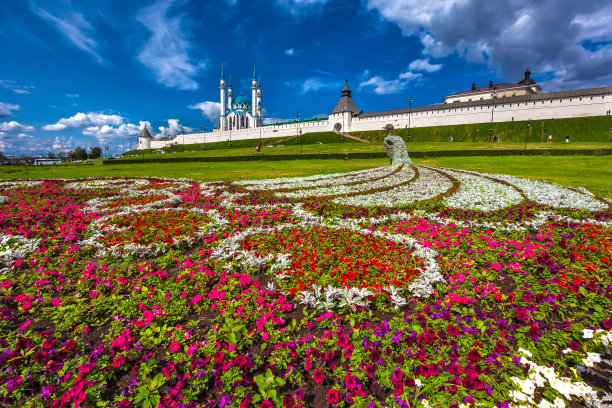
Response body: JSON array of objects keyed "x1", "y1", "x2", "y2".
[
  {"x1": 218, "y1": 67, "x2": 262, "y2": 131},
  {"x1": 138, "y1": 68, "x2": 612, "y2": 150}
]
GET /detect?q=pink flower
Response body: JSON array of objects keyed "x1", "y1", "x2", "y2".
[
  {"x1": 169, "y1": 341, "x2": 181, "y2": 353},
  {"x1": 113, "y1": 355, "x2": 125, "y2": 368},
  {"x1": 186, "y1": 343, "x2": 198, "y2": 356},
  {"x1": 490, "y1": 263, "x2": 503, "y2": 271},
  {"x1": 51, "y1": 297, "x2": 61, "y2": 306},
  {"x1": 1, "y1": 280, "x2": 12, "y2": 289},
  {"x1": 345, "y1": 374, "x2": 357, "y2": 389},
  {"x1": 313, "y1": 368, "x2": 325, "y2": 384},
  {"x1": 327, "y1": 389, "x2": 339, "y2": 404}
]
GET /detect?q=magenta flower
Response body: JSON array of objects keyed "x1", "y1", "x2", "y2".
[
  {"x1": 345, "y1": 374, "x2": 357, "y2": 389},
  {"x1": 468, "y1": 349, "x2": 481, "y2": 362},
  {"x1": 169, "y1": 341, "x2": 181, "y2": 352},
  {"x1": 327, "y1": 389, "x2": 339, "y2": 404},
  {"x1": 313, "y1": 368, "x2": 325, "y2": 384}
]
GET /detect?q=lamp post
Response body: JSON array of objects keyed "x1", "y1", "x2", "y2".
[
  {"x1": 408, "y1": 96, "x2": 413, "y2": 143},
  {"x1": 489, "y1": 87, "x2": 497, "y2": 143},
  {"x1": 258, "y1": 105, "x2": 263, "y2": 160},
  {"x1": 296, "y1": 111, "x2": 300, "y2": 155},
  {"x1": 525, "y1": 119, "x2": 531, "y2": 151}
]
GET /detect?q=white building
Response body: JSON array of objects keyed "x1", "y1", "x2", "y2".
[
  {"x1": 443, "y1": 68, "x2": 542, "y2": 104},
  {"x1": 139, "y1": 70, "x2": 612, "y2": 150},
  {"x1": 219, "y1": 67, "x2": 262, "y2": 131}
]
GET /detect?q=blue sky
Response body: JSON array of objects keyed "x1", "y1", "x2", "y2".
[{"x1": 1, "y1": 0, "x2": 611, "y2": 155}]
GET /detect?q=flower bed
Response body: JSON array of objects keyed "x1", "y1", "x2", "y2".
[{"x1": 0, "y1": 168, "x2": 611, "y2": 408}]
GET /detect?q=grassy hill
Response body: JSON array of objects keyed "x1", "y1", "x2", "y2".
[
  {"x1": 350, "y1": 115, "x2": 612, "y2": 143},
  {"x1": 127, "y1": 116, "x2": 612, "y2": 157}
]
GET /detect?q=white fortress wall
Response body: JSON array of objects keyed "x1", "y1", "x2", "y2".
[
  {"x1": 140, "y1": 87, "x2": 612, "y2": 149},
  {"x1": 351, "y1": 92, "x2": 612, "y2": 131}
]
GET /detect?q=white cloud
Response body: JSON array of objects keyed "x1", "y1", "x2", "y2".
[
  {"x1": 0, "y1": 103, "x2": 20, "y2": 118},
  {"x1": 408, "y1": 58, "x2": 442, "y2": 73},
  {"x1": 359, "y1": 71, "x2": 422, "y2": 94},
  {"x1": 285, "y1": 48, "x2": 295, "y2": 56},
  {"x1": 136, "y1": 0, "x2": 206, "y2": 90},
  {"x1": 298, "y1": 78, "x2": 343, "y2": 94},
  {"x1": 0, "y1": 121, "x2": 35, "y2": 132},
  {"x1": 188, "y1": 101, "x2": 222, "y2": 123},
  {"x1": 0, "y1": 80, "x2": 34, "y2": 95},
  {"x1": 365, "y1": 0, "x2": 612, "y2": 87},
  {"x1": 43, "y1": 112, "x2": 124, "y2": 131},
  {"x1": 51, "y1": 136, "x2": 75, "y2": 151},
  {"x1": 263, "y1": 117, "x2": 295, "y2": 125},
  {"x1": 66, "y1": 93, "x2": 80, "y2": 98},
  {"x1": 277, "y1": 0, "x2": 329, "y2": 11},
  {"x1": 156, "y1": 119, "x2": 192, "y2": 139},
  {"x1": 32, "y1": 8, "x2": 103, "y2": 64}
]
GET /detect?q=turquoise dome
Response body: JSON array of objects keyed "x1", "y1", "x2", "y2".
[{"x1": 232, "y1": 95, "x2": 251, "y2": 107}]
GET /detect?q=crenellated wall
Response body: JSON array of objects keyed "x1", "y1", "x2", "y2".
[{"x1": 139, "y1": 87, "x2": 612, "y2": 149}]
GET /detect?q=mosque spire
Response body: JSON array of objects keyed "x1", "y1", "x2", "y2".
[
  {"x1": 221, "y1": 64, "x2": 224, "y2": 78},
  {"x1": 252, "y1": 65, "x2": 257, "y2": 79}
]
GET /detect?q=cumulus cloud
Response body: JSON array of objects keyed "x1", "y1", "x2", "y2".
[
  {"x1": 136, "y1": 0, "x2": 206, "y2": 90},
  {"x1": 408, "y1": 58, "x2": 442, "y2": 73},
  {"x1": 0, "y1": 80, "x2": 34, "y2": 95},
  {"x1": 43, "y1": 112, "x2": 124, "y2": 131},
  {"x1": 32, "y1": 7, "x2": 103, "y2": 64},
  {"x1": 0, "y1": 121, "x2": 35, "y2": 132},
  {"x1": 188, "y1": 101, "x2": 222, "y2": 124},
  {"x1": 359, "y1": 71, "x2": 422, "y2": 94},
  {"x1": 285, "y1": 48, "x2": 296, "y2": 56},
  {"x1": 155, "y1": 119, "x2": 192, "y2": 139},
  {"x1": 0, "y1": 103, "x2": 20, "y2": 118},
  {"x1": 365, "y1": 0, "x2": 612, "y2": 88}
]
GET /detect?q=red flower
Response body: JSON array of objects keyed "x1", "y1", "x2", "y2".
[
  {"x1": 169, "y1": 341, "x2": 181, "y2": 352},
  {"x1": 283, "y1": 395, "x2": 295, "y2": 408},
  {"x1": 446, "y1": 325, "x2": 460, "y2": 336},
  {"x1": 162, "y1": 362, "x2": 175, "y2": 378},
  {"x1": 112, "y1": 355, "x2": 125, "y2": 368},
  {"x1": 468, "y1": 349, "x2": 481, "y2": 362},
  {"x1": 259, "y1": 400, "x2": 273, "y2": 408},
  {"x1": 495, "y1": 341, "x2": 508, "y2": 354},
  {"x1": 327, "y1": 389, "x2": 340, "y2": 404},
  {"x1": 603, "y1": 319, "x2": 612, "y2": 330},
  {"x1": 233, "y1": 355, "x2": 247, "y2": 369},
  {"x1": 345, "y1": 374, "x2": 357, "y2": 389},
  {"x1": 63, "y1": 340, "x2": 77, "y2": 351},
  {"x1": 369, "y1": 349, "x2": 381, "y2": 363},
  {"x1": 313, "y1": 368, "x2": 325, "y2": 384},
  {"x1": 515, "y1": 307, "x2": 529, "y2": 321}
]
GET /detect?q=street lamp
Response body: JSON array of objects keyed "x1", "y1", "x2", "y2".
[
  {"x1": 296, "y1": 111, "x2": 300, "y2": 154},
  {"x1": 489, "y1": 86, "x2": 498, "y2": 143},
  {"x1": 524, "y1": 119, "x2": 531, "y2": 151},
  {"x1": 408, "y1": 96, "x2": 413, "y2": 143},
  {"x1": 258, "y1": 105, "x2": 263, "y2": 159}
]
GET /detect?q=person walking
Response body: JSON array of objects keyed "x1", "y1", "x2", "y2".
[
  {"x1": 565, "y1": 134, "x2": 569, "y2": 143},
  {"x1": 548, "y1": 134, "x2": 552, "y2": 143}
]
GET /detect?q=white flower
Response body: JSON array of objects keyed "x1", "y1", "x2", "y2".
[
  {"x1": 538, "y1": 399, "x2": 553, "y2": 408},
  {"x1": 582, "y1": 329, "x2": 594, "y2": 339},
  {"x1": 561, "y1": 348, "x2": 573, "y2": 354},
  {"x1": 415, "y1": 378, "x2": 422, "y2": 387},
  {"x1": 586, "y1": 352, "x2": 601, "y2": 363},
  {"x1": 517, "y1": 348, "x2": 533, "y2": 358},
  {"x1": 553, "y1": 398, "x2": 565, "y2": 408}
]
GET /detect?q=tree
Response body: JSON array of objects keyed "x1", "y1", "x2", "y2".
[
  {"x1": 47, "y1": 152, "x2": 56, "y2": 158},
  {"x1": 71, "y1": 147, "x2": 87, "y2": 160},
  {"x1": 89, "y1": 147, "x2": 102, "y2": 159}
]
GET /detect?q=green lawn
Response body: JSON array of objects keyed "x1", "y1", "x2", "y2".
[
  {"x1": 123, "y1": 141, "x2": 612, "y2": 160},
  {"x1": 413, "y1": 155, "x2": 612, "y2": 198},
  {"x1": 1, "y1": 154, "x2": 610, "y2": 198}
]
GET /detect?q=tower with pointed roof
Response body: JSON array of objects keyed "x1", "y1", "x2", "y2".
[
  {"x1": 329, "y1": 80, "x2": 362, "y2": 133},
  {"x1": 219, "y1": 67, "x2": 262, "y2": 131},
  {"x1": 138, "y1": 126, "x2": 152, "y2": 150}
]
